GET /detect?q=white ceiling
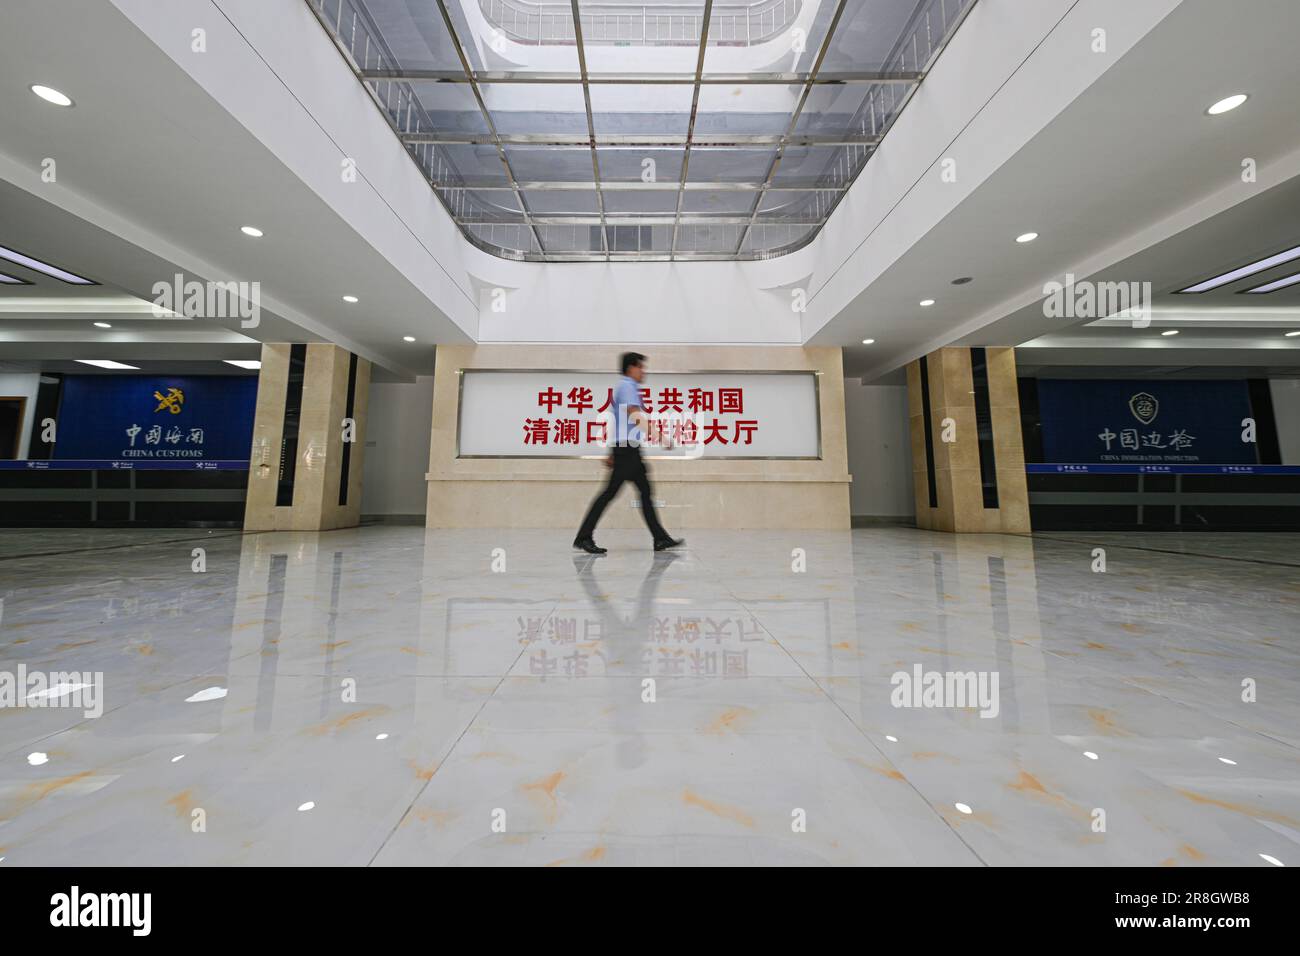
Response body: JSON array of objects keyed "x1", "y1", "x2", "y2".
[
  {"x1": 1, "y1": 0, "x2": 1298, "y2": 387},
  {"x1": 821, "y1": 0, "x2": 1300, "y2": 380}
]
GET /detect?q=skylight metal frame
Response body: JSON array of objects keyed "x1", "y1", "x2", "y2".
[{"x1": 306, "y1": 0, "x2": 977, "y2": 262}]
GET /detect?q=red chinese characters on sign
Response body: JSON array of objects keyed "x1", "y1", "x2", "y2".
[{"x1": 524, "y1": 384, "x2": 756, "y2": 452}]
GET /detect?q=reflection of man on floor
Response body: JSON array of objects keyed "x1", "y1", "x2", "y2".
[
  {"x1": 574, "y1": 550, "x2": 681, "y2": 769},
  {"x1": 573, "y1": 352, "x2": 684, "y2": 555}
]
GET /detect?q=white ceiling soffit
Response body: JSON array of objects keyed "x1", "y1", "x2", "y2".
[
  {"x1": 807, "y1": 0, "x2": 1300, "y2": 380},
  {"x1": 0, "y1": 0, "x2": 476, "y2": 377}
]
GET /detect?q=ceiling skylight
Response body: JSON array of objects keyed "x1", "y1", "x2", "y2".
[{"x1": 306, "y1": 0, "x2": 977, "y2": 261}]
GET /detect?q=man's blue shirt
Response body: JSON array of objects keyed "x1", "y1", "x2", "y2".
[{"x1": 613, "y1": 374, "x2": 643, "y2": 446}]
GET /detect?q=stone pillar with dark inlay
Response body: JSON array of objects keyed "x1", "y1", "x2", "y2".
[
  {"x1": 244, "y1": 343, "x2": 371, "y2": 531},
  {"x1": 906, "y1": 346, "x2": 1029, "y2": 533}
]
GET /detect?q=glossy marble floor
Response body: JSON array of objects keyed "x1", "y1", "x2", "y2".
[{"x1": 0, "y1": 525, "x2": 1297, "y2": 866}]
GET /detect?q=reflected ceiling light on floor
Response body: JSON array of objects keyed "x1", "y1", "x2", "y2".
[
  {"x1": 862, "y1": 338, "x2": 875, "y2": 345},
  {"x1": 27, "y1": 752, "x2": 49, "y2": 766},
  {"x1": 1083, "y1": 751, "x2": 1099, "y2": 760},
  {"x1": 240, "y1": 225, "x2": 264, "y2": 238},
  {"x1": 0, "y1": 244, "x2": 95, "y2": 284},
  {"x1": 1207, "y1": 93, "x2": 1248, "y2": 115},
  {"x1": 919, "y1": 299, "x2": 935, "y2": 307},
  {"x1": 75, "y1": 359, "x2": 139, "y2": 370},
  {"x1": 171, "y1": 754, "x2": 185, "y2": 763},
  {"x1": 375, "y1": 733, "x2": 389, "y2": 741},
  {"x1": 342, "y1": 295, "x2": 358, "y2": 303},
  {"x1": 1218, "y1": 757, "x2": 1237, "y2": 765},
  {"x1": 30, "y1": 84, "x2": 73, "y2": 107},
  {"x1": 298, "y1": 801, "x2": 315, "y2": 812},
  {"x1": 954, "y1": 802, "x2": 972, "y2": 814},
  {"x1": 93, "y1": 321, "x2": 112, "y2": 329},
  {"x1": 1016, "y1": 232, "x2": 1039, "y2": 243},
  {"x1": 885, "y1": 735, "x2": 898, "y2": 742},
  {"x1": 403, "y1": 335, "x2": 416, "y2": 342},
  {"x1": 1260, "y1": 853, "x2": 1284, "y2": 866},
  {"x1": 1176, "y1": 244, "x2": 1300, "y2": 293},
  {"x1": 1243, "y1": 271, "x2": 1300, "y2": 294},
  {"x1": 1161, "y1": 329, "x2": 1180, "y2": 336},
  {"x1": 223, "y1": 359, "x2": 262, "y2": 370}
]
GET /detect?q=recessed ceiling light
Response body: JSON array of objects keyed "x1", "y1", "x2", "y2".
[
  {"x1": 1259, "y1": 853, "x2": 1284, "y2": 867},
  {"x1": 30, "y1": 84, "x2": 73, "y2": 107},
  {"x1": 0, "y1": 244, "x2": 95, "y2": 284},
  {"x1": 1286, "y1": 331, "x2": 1300, "y2": 338},
  {"x1": 919, "y1": 299, "x2": 935, "y2": 307},
  {"x1": 93, "y1": 321, "x2": 112, "y2": 329},
  {"x1": 403, "y1": 336, "x2": 416, "y2": 342},
  {"x1": 885, "y1": 735, "x2": 898, "y2": 742},
  {"x1": 1083, "y1": 751, "x2": 1099, "y2": 760},
  {"x1": 1176, "y1": 243, "x2": 1300, "y2": 293},
  {"x1": 1161, "y1": 329, "x2": 1180, "y2": 336},
  {"x1": 240, "y1": 226, "x2": 264, "y2": 238},
  {"x1": 223, "y1": 359, "x2": 262, "y2": 370},
  {"x1": 861, "y1": 338, "x2": 875, "y2": 345},
  {"x1": 1016, "y1": 232, "x2": 1039, "y2": 243},
  {"x1": 1243, "y1": 271, "x2": 1300, "y2": 294},
  {"x1": 76, "y1": 359, "x2": 139, "y2": 370},
  {"x1": 1207, "y1": 93, "x2": 1248, "y2": 115},
  {"x1": 342, "y1": 295, "x2": 358, "y2": 303},
  {"x1": 297, "y1": 801, "x2": 315, "y2": 812},
  {"x1": 954, "y1": 803, "x2": 972, "y2": 815},
  {"x1": 1218, "y1": 756, "x2": 1237, "y2": 765}
]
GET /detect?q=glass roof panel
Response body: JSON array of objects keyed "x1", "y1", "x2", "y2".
[{"x1": 307, "y1": 0, "x2": 977, "y2": 260}]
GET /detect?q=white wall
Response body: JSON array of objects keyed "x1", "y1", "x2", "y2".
[
  {"x1": 361, "y1": 376, "x2": 434, "y2": 516},
  {"x1": 0, "y1": 372, "x2": 41, "y2": 458},
  {"x1": 843, "y1": 379, "x2": 913, "y2": 519},
  {"x1": 1270, "y1": 379, "x2": 1300, "y2": 464}
]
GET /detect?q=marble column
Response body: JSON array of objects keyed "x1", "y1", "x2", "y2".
[
  {"x1": 906, "y1": 346, "x2": 1030, "y2": 533},
  {"x1": 244, "y1": 343, "x2": 371, "y2": 532}
]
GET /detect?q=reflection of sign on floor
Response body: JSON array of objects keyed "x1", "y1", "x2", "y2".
[{"x1": 516, "y1": 613, "x2": 763, "y2": 679}]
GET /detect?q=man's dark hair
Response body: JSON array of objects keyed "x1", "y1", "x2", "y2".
[{"x1": 620, "y1": 352, "x2": 646, "y2": 375}]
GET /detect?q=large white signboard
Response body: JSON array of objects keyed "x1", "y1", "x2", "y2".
[{"x1": 457, "y1": 370, "x2": 821, "y2": 459}]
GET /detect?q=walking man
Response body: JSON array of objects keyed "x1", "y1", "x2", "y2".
[{"x1": 573, "y1": 352, "x2": 684, "y2": 555}]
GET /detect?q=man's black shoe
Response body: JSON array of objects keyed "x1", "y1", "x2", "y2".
[
  {"x1": 573, "y1": 538, "x2": 607, "y2": 555},
  {"x1": 653, "y1": 537, "x2": 685, "y2": 552}
]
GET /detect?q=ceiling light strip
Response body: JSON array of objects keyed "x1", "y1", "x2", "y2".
[
  {"x1": 670, "y1": 0, "x2": 716, "y2": 260},
  {"x1": 1177, "y1": 244, "x2": 1300, "y2": 293},
  {"x1": 0, "y1": 271, "x2": 33, "y2": 285},
  {"x1": 1242, "y1": 270, "x2": 1300, "y2": 294},
  {"x1": 569, "y1": 0, "x2": 609, "y2": 260},
  {"x1": 430, "y1": 0, "x2": 546, "y2": 255},
  {"x1": 734, "y1": 0, "x2": 853, "y2": 256},
  {"x1": 0, "y1": 244, "x2": 96, "y2": 285}
]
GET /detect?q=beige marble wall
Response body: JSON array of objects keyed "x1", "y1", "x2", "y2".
[
  {"x1": 244, "y1": 343, "x2": 371, "y2": 532},
  {"x1": 905, "y1": 346, "x2": 1030, "y2": 534},
  {"x1": 426, "y1": 345, "x2": 851, "y2": 530}
]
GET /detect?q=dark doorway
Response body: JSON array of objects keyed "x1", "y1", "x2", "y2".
[{"x1": 0, "y1": 397, "x2": 26, "y2": 458}]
